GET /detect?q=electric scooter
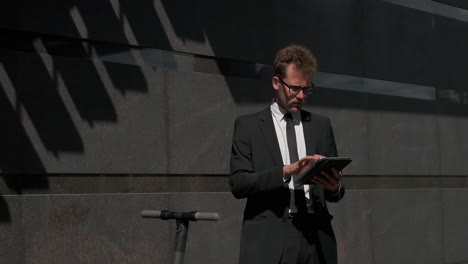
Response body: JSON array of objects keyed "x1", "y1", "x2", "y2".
[{"x1": 141, "y1": 210, "x2": 220, "y2": 264}]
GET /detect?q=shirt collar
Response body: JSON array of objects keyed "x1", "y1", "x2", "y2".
[{"x1": 270, "y1": 101, "x2": 301, "y2": 122}]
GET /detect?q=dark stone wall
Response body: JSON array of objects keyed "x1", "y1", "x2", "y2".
[
  {"x1": 1, "y1": 0, "x2": 468, "y2": 263},
  {"x1": 1, "y1": 0, "x2": 468, "y2": 175}
]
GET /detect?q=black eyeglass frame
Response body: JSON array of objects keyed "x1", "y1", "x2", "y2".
[{"x1": 276, "y1": 76, "x2": 315, "y2": 95}]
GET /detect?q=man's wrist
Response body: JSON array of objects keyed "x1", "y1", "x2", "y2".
[
  {"x1": 282, "y1": 165, "x2": 292, "y2": 181},
  {"x1": 332, "y1": 181, "x2": 342, "y2": 194}
]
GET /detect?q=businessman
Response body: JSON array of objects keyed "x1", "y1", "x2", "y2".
[{"x1": 229, "y1": 44, "x2": 344, "y2": 264}]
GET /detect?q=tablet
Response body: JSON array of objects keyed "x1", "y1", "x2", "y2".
[{"x1": 294, "y1": 157, "x2": 352, "y2": 187}]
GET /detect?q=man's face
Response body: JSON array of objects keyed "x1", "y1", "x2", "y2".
[{"x1": 272, "y1": 64, "x2": 312, "y2": 112}]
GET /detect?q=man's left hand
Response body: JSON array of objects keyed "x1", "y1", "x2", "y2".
[{"x1": 311, "y1": 168, "x2": 342, "y2": 192}]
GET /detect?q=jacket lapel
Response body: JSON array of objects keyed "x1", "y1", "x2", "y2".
[
  {"x1": 301, "y1": 110, "x2": 327, "y2": 205},
  {"x1": 258, "y1": 108, "x2": 284, "y2": 166},
  {"x1": 301, "y1": 110, "x2": 319, "y2": 155}
]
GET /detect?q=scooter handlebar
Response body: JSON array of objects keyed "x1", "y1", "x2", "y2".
[{"x1": 140, "y1": 210, "x2": 220, "y2": 221}]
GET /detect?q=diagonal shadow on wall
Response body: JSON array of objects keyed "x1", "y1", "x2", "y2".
[
  {"x1": 0, "y1": 0, "x2": 172, "y2": 174},
  {"x1": 0, "y1": 196, "x2": 10, "y2": 223}
]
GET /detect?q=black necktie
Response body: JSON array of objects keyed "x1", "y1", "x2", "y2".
[{"x1": 284, "y1": 113, "x2": 308, "y2": 213}]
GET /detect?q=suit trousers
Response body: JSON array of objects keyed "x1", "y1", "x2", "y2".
[{"x1": 280, "y1": 214, "x2": 321, "y2": 264}]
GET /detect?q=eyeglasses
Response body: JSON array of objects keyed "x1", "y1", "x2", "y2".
[{"x1": 277, "y1": 77, "x2": 315, "y2": 95}]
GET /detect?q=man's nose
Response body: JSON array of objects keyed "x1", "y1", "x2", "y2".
[{"x1": 296, "y1": 89, "x2": 306, "y2": 99}]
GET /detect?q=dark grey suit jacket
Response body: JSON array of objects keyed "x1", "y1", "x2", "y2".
[{"x1": 229, "y1": 107, "x2": 345, "y2": 264}]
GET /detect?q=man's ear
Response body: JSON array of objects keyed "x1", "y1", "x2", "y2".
[{"x1": 272, "y1": 76, "x2": 280, "y2": 91}]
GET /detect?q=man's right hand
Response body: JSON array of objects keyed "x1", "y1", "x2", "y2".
[{"x1": 283, "y1": 154, "x2": 325, "y2": 180}]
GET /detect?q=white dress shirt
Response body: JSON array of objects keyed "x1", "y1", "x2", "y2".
[{"x1": 270, "y1": 102, "x2": 314, "y2": 213}]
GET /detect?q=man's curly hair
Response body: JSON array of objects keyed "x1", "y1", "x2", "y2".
[{"x1": 273, "y1": 44, "x2": 318, "y2": 79}]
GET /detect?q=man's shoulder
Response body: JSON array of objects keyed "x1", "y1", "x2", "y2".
[
  {"x1": 235, "y1": 107, "x2": 270, "y2": 123},
  {"x1": 301, "y1": 109, "x2": 332, "y2": 124}
]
